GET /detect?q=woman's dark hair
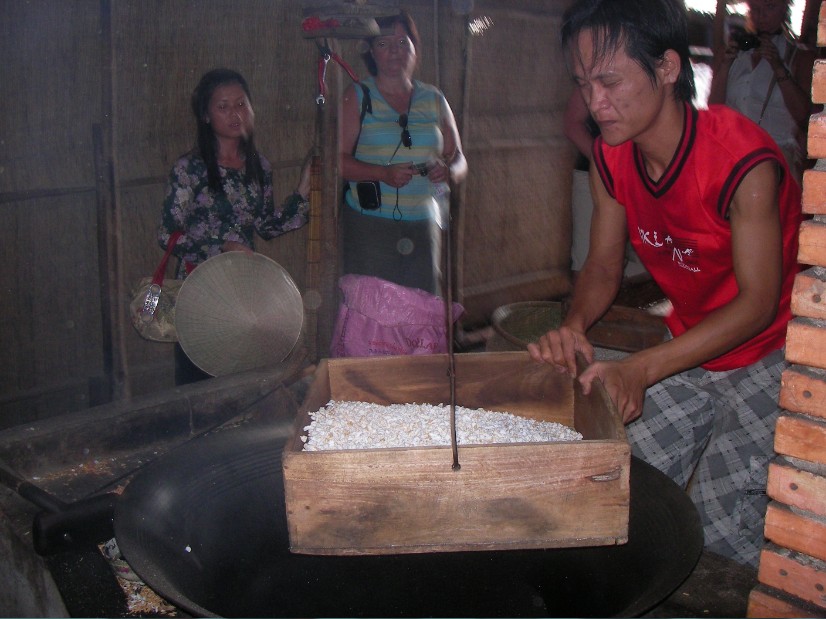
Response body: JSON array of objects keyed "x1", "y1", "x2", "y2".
[
  {"x1": 190, "y1": 68, "x2": 264, "y2": 193},
  {"x1": 561, "y1": 0, "x2": 695, "y2": 103},
  {"x1": 745, "y1": 0, "x2": 794, "y2": 38},
  {"x1": 360, "y1": 10, "x2": 421, "y2": 76}
]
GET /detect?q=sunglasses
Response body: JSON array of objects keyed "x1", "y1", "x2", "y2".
[{"x1": 398, "y1": 113, "x2": 412, "y2": 148}]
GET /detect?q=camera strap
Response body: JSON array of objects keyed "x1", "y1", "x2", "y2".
[
  {"x1": 758, "y1": 40, "x2": 797, "y2": 125},
  {"x1": 387, "y1": 86, "x2": 415, "y2": 221}
]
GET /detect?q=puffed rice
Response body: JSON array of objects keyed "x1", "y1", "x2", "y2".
[{"x1": 302, "y1": 400, "x2": 582, "y2": 451}]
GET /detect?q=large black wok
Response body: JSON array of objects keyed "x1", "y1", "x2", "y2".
[{"x1": 114, "y1": 422, "x2": 702, "y2": 617}]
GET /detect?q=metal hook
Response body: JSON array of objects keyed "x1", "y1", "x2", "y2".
[{"x1": 316, "y1": 53, "x2": 331, "y2": 105}]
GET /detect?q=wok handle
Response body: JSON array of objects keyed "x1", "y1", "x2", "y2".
[
  {"x1": 0, "y1": 461, "x2": 69, "y2": 513},
  {"x1": 1, "y1": 460, "x2": 117, "y2": 554},
  {"x1": 32, "y1": 493, "x2": 117, "y2": 555}
]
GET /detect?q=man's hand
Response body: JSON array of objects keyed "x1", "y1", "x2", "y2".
[
  {"x1": 754, "y1": 34, "x2": 783, "y2": 72},
  {"x1": 527, "y1": 325, "x2": 594, "y2": 378},
  {"x1": 529, "y1": 327, "x2": 648, "y2": 424},
  {"x1": 579, "y1": 358, "x2": 648, "y2": 423}
]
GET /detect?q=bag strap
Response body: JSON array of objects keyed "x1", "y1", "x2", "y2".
[
  {"x1": 153, "y1": 231, "x2": 183, "y2": 285},
  {"x1": 359, "y1": 83, "x2": 371, "y2": 123},
  {"x1": 351, "y1": 83, "x2": 372, "y2": 156}
]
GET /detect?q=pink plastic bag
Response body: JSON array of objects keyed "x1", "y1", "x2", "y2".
[{"x1": 330, "y1": 275, "x2": 464, "y2": 358}]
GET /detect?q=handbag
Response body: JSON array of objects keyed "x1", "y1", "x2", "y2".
[{"x1": 129, "y1": 231, "x2": 183, "y2": 342}]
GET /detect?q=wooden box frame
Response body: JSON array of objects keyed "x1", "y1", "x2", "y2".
[{"x1": 282, "y1": 351, "x2": 629, "y2": 555}]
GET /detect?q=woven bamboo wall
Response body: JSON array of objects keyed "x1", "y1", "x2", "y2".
[
  {"x1": 747, "y1": 2, "x2": 826, "y2": 615},
  {"x1": 0, "y1": 0, "x2": 576, "y2": 428},
  {"x1": 452, "y1": 3, "x2": 575, "y2": 322}
]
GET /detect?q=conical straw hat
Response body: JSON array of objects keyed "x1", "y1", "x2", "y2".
[{"x1": 175, "y1": 252, "x2": 304, "y2": 376}]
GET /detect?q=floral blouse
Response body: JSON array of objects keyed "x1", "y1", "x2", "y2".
[{"x1": 158, "y1": 151, "x2": 309, "y2": 279}]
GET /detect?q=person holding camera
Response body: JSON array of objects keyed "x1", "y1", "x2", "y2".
[
  {"x1": 339, "y1": 10, "x2": 467, "y2": 295},
  {"x1": 708, "y1": 0, "x2": 815, "y2": 184}
]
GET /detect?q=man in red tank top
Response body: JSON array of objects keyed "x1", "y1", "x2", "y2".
[{"x1": 529, "y1": 0, "x2": 802, "y2": 568}]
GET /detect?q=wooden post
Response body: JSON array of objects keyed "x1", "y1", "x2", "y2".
[
  {"x1": 92, "y1": 0, "x2": 127, "y2": 403},
  {"x1": 304, "y1": 106, "x2": 324, "y2": 361},
  {"x1": 318, "y1": 41, "x2": 343, "y2": 360}
]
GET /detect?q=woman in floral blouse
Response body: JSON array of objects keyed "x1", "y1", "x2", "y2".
[
  {"x1": 158, "y1": 68, "x2": 310, "y2": 383},
  {"x1": 159, "y1": 68, "x2": 310, "y2": 279}
]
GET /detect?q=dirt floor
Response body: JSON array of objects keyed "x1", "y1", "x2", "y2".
[{"x1": 645, "y1": 550, "x2": 757, "y2": 617}]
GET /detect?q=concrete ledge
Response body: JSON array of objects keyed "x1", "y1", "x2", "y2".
[{"x1": 0, "y1": 361, "x2": 312, "y2": 479}]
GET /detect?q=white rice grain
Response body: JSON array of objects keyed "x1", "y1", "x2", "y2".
[{"x1": 302, "y1": 401, "x2": 582, "y2": 451}]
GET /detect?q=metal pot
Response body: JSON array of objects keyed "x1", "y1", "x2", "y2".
[{"x1": 114, "y1": 422, "x2": 703, "y2": 618}]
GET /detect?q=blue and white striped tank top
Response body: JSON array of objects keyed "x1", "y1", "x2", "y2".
[{"x1": 346, "y1": 77, "x2": 446, "y2": 221}]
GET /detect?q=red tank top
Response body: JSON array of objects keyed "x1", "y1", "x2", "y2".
[{"x1": 593, "y1": 103, "x2": 801, "y2": 371}]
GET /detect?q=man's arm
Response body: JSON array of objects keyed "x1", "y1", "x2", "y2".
[
  {"x1": 528, "y1": 163, "x2": 628, "y2": 375},
  {"x1": 579, "y1": 160, "x2": 784, "y2": 422},
  {"x1": 564, "y1": 165, "x2": 629, "y2": 333}
]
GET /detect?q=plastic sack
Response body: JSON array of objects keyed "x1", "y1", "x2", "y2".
[{"x1": 330, "y1": 275, "x2": 464, "y2": 358}]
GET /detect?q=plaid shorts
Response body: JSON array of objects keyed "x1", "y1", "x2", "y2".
[{"x1": 625, "y1": 348, "x2": 786, "y2": 568}]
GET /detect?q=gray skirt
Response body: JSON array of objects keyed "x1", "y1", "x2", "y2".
[{"x1": 342, "y1": 204, "x2": 442, "y2": 295}]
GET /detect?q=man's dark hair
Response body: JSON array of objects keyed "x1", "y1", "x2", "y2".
[{"x1": 561, "y1": 0, "x2": 696, "y2": 103}]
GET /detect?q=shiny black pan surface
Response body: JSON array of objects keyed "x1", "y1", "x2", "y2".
[{"x1": 115, "y1": 423, "x2": 702, "y2": 618}]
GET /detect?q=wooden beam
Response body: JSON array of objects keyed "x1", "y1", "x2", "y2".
[{"x1": 93, "y1": 0, "x2": 124, "y2": 402}]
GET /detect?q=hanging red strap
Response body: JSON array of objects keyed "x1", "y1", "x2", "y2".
[
  {"x1": 139, "y1": 231, "x2": 184, "y2": 323},
  {"x1": 330, "y1": 51, "x2": 361, "y2": 83},
  {"x1": 153, "y1": 231, "x2": 183, "y2": 285},
  {"x1": 315, "y1": 40, "x2": 362, "y2": 105}
]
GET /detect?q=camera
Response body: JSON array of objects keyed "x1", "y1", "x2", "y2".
[
  {"x1": 730, "y1": 26, "x2": 760, "y2": 52},
  {"x1": 356, "y1": 181, "x2": 381, "y2": 210},
  {"x1": 412, "y1": 162, "x2": 429, "y2": 177}
]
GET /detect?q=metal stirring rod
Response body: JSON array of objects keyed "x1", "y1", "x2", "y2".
[{"x1": 436, "y1": 181, "x2": 460, "y2": 471}]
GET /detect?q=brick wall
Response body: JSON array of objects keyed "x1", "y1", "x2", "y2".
[{"x1": 747, "y1": 4, "x2": 826, "y2": 616}]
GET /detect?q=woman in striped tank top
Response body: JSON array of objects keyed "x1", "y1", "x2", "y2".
[{"x1": 339, "y1": 10, "x2": 467, "y2": 294}]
